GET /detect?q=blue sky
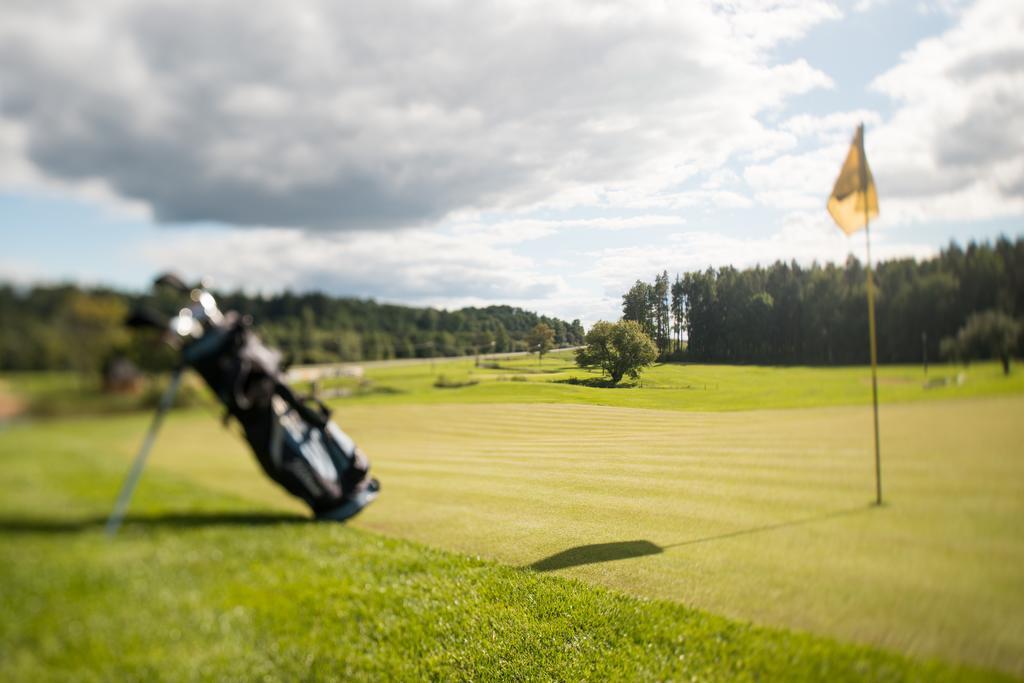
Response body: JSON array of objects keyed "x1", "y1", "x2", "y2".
[{"x1": 1, "y1": 0, "x2": 1021, "y2": 324}]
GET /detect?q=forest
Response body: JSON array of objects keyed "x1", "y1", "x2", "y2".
[
  {"x1": 622, "y1": 236, "x2": 1024, "y2": 365},
  {"x1": 0, "y1": 285, "x2": 585, "y2": 372},
  {"x1": 3, "y1": 236, "x2": 1021, "y2": 375}
]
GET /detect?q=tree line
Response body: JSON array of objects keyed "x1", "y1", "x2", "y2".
[
  {"x1": 0, "y1": 284, "x2": 585, "y2": 373},
  {"x1": 621, "y1": 236, "x2": 1024, "y2": 365}
]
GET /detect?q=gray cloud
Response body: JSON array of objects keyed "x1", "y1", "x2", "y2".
[
  {"x1": 935, "y1": 93, "x2": 1024, "y2": 172},
  {"x1": 947, "y1": 47, "x2": 1024, "y2": 81},
  {"x1": 0, "y1": 0, "x2": 835, "y2": 230}
]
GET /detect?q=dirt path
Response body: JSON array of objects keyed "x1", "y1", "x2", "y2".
[{"x1": 0, "y1": 381, "x2": 26, "y2": 421}]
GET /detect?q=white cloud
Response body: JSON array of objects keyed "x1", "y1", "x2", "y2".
[
  {"x1": 0, "y1": 0, "x2": 837, "y2": 230},
  {"x1": 0, "y1": 259, "x2": 48, "y2": 287},
  {"x1": 738, "y1": 0, "x2": 1024, "y2": 231},
  {"x1": 582, "y1": 214, "x2": 936, "y2": 317},
  {"x1": 914, "y1": 0, "x2": 972, "y2": 15},
  {"x1": 447, "y1": 214, "x2": 684, "y2": 246},
  {"x1": 743, "y1": 144, "x2": 847, "y2": 210},
  {"x1": 867, "y1": 0, "x2": 1024, "y2": 221},
  {"x1": 853, "y1": 0, "x2": 885, "y2": 11},
  {"x1": 710, "y1": 0, "x2": 843, "y2": 49},
  {"x1": 137, "y1": 226, "x2": 570, "y2": 309},
  {"x1": 780, "y1": 110, "x2": 882, "y2": 142},
  {"x1": 8, "y1": 0, "x2": 1016, "y2": 328}
]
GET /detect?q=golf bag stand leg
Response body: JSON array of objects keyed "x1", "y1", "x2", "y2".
[{"x1": 105, "y1": 368, "x2": 184, "y2": 536}]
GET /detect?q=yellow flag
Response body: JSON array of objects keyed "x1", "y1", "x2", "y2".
[{"x1": 827, "y1": 124, "x2": 879, "y2": 235}]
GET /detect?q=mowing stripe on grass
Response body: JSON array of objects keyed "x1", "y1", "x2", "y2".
[
  {"x1": 4, "y1": 394, "x2": 1021, "y2": 675},
  {"x1": 0, "y1": 433, "x2": 1012, "y2": 682},
  {"x1": 136, "y1": 396, "x2": 1024, "y2": 675}
]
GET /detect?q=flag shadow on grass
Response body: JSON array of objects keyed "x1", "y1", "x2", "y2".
[
  {"x1": 527, "y1": 505, "x2": 874, "y2": 572},
  {"x1": 529, "y1": 540, "x2": 664, "y2": 571},
  {"x1": 0, "y1": 511, "x2": 309, "y2": 534}
]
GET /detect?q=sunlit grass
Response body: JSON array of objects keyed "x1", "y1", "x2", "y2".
[
  {"x1": 3, "y1": 358, "x2": 1022, "y2": 677},
  {"x1": 0, "y1": 425, "x2": 1009, "y2": 681},
  {"x1": 341, "y1": 351, "x2": 1024, "y2": 412}
]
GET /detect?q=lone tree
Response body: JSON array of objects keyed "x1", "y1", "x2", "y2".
[
  {"x1": 942, "y1": 310, "x2": 1021, "y2": 375},
  {"x1": 575, "y1": 320, "x2": 658, "y2": 384},
  {"x1": 526, "y1": 322, "x2": 555, "y2": 364}
]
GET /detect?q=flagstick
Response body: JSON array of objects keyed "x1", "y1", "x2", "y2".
[{"x1": 864, "y1": 198, "x2": 882, "y2": 506}]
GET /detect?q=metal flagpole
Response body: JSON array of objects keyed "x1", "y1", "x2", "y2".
[
  {"x1": 105, "y1": 368, "x2": 183, "y2": 536},
  {"x1": 864, "y1": 195, "x2": 882, "y2": 506},
  {"x1": 831, "y1": 123, "x2": 883, "y2": 505}
]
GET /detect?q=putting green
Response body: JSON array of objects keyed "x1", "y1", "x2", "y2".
[{"x1": 112, "y1": 394, "x2": 1024, "y2": 675}]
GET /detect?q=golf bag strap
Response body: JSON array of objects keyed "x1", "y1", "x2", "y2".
[
  {"x1": 301, "y1": 394, "x2": 332, "y2": 420},
  {"x1": 274, "y1": 381, "x2": 331, "y2": 429}
]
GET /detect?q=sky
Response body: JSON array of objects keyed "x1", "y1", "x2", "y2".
[{"x1": 1, "y1": 0, "x2": 1022, "y2": 324}]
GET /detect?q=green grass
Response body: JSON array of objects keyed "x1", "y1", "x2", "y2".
[
  {"x1": 344, "y1": 397, "x2": 1024, "y2": 674},
  {"x1": 333, "y1": 352, "x2": 1024, "y2": 412},
  {"x1": 2, "y1": 394, "x2": 1022, "y2": 676},
  {"x1": 6, "y1": 354, "x2": 1020, "y2": 417},
  {"x1": 3, "y1": 360, "x2": 1023, "y2": 678},
  {"x1": 0, "y1": 371, "x2": 211, "y2": 417},
  {"x1": 0, "y1": 425, "x2": 1009, "y2": 681}
]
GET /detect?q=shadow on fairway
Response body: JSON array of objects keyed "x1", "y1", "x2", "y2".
[
  {"x1": 0, "y1": 511, "x2": 309, "y2": 534},
  {"x1": 529, "y1": 540, "x2": 664, "y2": 571},
  {"x1": 528, "y1": 505, "x2": 875, "y2": 572}
]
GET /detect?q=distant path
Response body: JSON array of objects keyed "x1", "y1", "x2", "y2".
[
  {"x1": 289, "y1": 346, "x2": 582, "y2": 379},
  {"x1": 363, "y1": 346, "x2": 580, "y2": 368}
]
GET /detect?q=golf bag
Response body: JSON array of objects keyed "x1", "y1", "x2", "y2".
[{"x1": 129, "y1": 275, "x2": 378, "y2": 520}]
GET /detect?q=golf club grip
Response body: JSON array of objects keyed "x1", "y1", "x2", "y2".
[{"x1": 126, "y1": 307, "x2": 169, "y2": 330}]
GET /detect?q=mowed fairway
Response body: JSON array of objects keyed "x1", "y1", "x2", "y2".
[
  {"x1": 317, "y1": 397, "x2": 1024, "y2": 676},
  {"x1": 0, "y1": 431, "x2": 1003, "y2": 682},
  {"x1": 3, "y1": 362, "x2": 1022, "y2": 677},
  {"x1": 58, "y1": 391, "x2": 1023, "y2": 676}
]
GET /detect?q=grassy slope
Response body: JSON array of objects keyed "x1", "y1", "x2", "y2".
[
  {"x1": 0, "y1": 432, "x2": 1008, "y2": 682},
  {"x1": 340, "y1": 353, "x2": 1024, "y2": 412},
  {"x1": 6, "y1": 355, "x2": 1022, "y2": 416}
]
